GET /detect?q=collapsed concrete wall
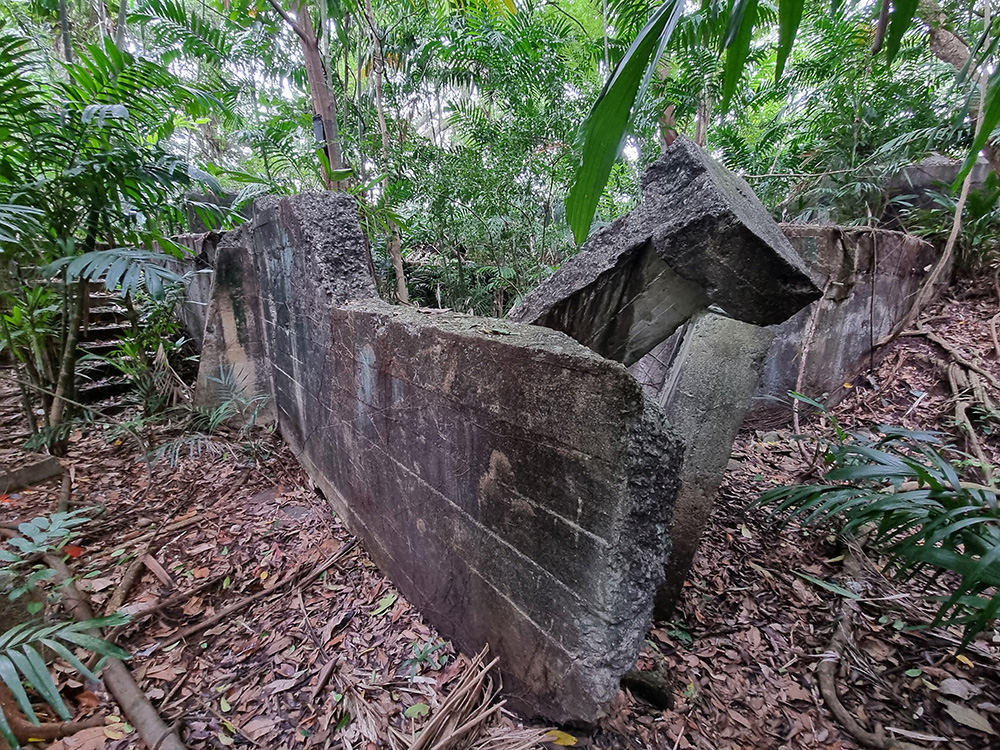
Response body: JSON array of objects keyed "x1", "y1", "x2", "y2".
[
  {"x1": 510, "y1": 137, "x2": 821, "y2": 365},
  {"x1": 196, "y1": 192, "x2": 681, "y2": 723},
  {"x1": 194, "y1": 139, "x2": 821, "y2": 722},
  {"x1": 748, "y1": 225, "x2": 937, "y2": 420},
  {"x1": 631, "y1": 315, "x2": 776, "y2": 619}
]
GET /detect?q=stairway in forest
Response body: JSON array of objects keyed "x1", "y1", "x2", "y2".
[{"x1": 75, "y1": 284, "x2": 132, "y2": 408}]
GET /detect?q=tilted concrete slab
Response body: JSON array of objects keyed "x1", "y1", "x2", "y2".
[
  {"x1": 630, "y1": 313, "x2": 775, "y2": 618},
  {"x1": 196, "y1": 192, "x2": 682, "y2": 724},
  {"x1": 511, "y1": 136, "x2": 821, "y2": 365}
]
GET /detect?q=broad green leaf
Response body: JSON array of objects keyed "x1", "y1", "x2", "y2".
[
  {"x1": 41, "y1": 639, "x2": 100, "y2": 683},
  {"x1": 884, "y1": 0, "x2": 919, "y2": 63},
  {"x1": 567, "y1": 0, "x2": 684, "y2": 244},
  {"x1": 776, "y1": 0, "x2": 804, "y2": 81},
  {"x1": 16, "y1": 645, "x2": 71, "y2": 720},
  {"x1": 0, "y1": 702, "x2": 17, "y2": 749},
  {"x1": 724, "y1": 4, "x2": 762, "y2": 111},
  {"x1": 59, "y1": 630, "x2": 131, "y2": 659},
  {"x1": 0, "y1": 654, "x2": 39, "y2": 724},
  {"x1": 404, "y1": 702, "x2": 429, "y2": 718}
]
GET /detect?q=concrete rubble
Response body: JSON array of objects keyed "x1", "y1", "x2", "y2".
[{"x1": 192, "y1": 139, "x2": 821, "y2": 722}]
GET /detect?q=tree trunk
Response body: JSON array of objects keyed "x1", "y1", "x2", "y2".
[
  {"x1": 268, "y1": 0, "x2": 345, "y2": 189},
  {"x1": 115, "y1": 0, "x2": 128, "y2": 47},
  {"x1": 59, "y1": 0, "x2": 73, "y2": 63},
  {"x1": 919, "y1": 0, "x2": 1000, "y2": 173},
  {"x1": 48, "y1": 280, "x2": 85, "y2": 435},
  {"x1": 658, "y1": 65, "x2": 677, "y2": 151},
  {"x1": 295, "y1": 0, "x2": 343, "y2": 188},
  {"x1": 694, "y1": 91, "x2": 711, "y2": 147},
  {"x1": 363, "y1": 0, "x2": 408, "y2": 303}
]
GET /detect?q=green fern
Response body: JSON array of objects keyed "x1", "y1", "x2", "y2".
[
  {"x1": 757, "y1": 424, "x2": 1000, "y2": 646},
  {"x1": 0, "y1": 617, "x2": 128, "y2": 749}
]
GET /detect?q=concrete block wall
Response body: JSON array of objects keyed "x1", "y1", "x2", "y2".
[{"x1": 197, "y1": 192, "x2": 682, "y2": 724}]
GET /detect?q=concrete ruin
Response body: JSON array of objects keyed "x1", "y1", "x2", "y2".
[
  {"x1": 510, "y1": 137, "x2": 821, "y2": 364},
  {"x1": 748, "y1": 225, "x2": 937, "y2": 420},
  {"x1": 192, "y1": 139, "x2": 820, "y2": 723}
]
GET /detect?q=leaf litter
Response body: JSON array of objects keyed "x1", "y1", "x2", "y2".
[{"x1": 1, "y1": 285, "x2": 999, "y2": 749}]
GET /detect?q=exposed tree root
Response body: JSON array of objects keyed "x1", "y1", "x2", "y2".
[
  {"x1": 0, "y1": 684, "x2": 104, "y2": 745},
  {"x1": 818, "y1": 546, "x2": 927, "y2": 750},
  {"x1": 898, "y1": 324, "x2": 999, "y2": 484}
]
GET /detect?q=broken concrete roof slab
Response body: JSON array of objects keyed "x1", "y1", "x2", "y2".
[
  {"x1": 511, "y1": 136, "x2": 822, "y2": 365},
  {"x1": 197, "y1": 191, "x2": 683, "y2": 724}
]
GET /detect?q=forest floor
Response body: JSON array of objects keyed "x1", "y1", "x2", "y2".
[{"x1": 2, "y1": 282, "x2": 1000, "y2": 750}]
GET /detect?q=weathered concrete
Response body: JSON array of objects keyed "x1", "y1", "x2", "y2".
[
  {"x1": 193, "y1": 226, "x2": 273, "y2": 415},
  {"x1": 197, "y1": 192, "x2": 682, "y2": 724},
  {"x1": 749, "y1": 225, "x2": 937, "y2": 420},
  {"x1": 158, "y1": 232, "x2": 220, "y2": 348},
  {"x1": 630, "y1": 314, "x2": 775, "y2": 618},
  {"x1": 511, "y1": 136, "x2": 822, "y2": 364}
]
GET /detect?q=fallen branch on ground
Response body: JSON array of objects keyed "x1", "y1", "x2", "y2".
[
  {"x1": 43, "y1": 554, "x2": 187, "y2": 750},
  {"x1": 0, "y1": 684, "x2": 104, "y2": 747},
  {"x1": 164, "y1": 540, "x2": 358, "y2": 648}
]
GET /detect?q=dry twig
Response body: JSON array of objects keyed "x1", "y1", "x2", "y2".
[{"x1": 164, "y1": 540, "x2": 357, "y2": 647}]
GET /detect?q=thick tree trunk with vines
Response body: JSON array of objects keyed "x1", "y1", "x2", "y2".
[{"x1": 363, "y1": 0, "x2": 408, "y2": 303}]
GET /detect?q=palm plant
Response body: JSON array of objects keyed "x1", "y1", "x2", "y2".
[
  {"x1": 1, "y1": 510, "x2": 130, "y2": 749},
  {"x1": 758, "y1": 422, "x2": 1000, "y2": 646},
  {"x1": 0, "y1": 618, "x2": 129, "y2": 749},
  {"x1": 567, "y1": 0, "x2": 999, "y2": 243},
  {"x1": 0, "y1": 24, "x2": 223, "y2": 445}
]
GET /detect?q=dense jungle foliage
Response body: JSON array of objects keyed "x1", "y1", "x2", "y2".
[{"x1": 1, "y1": 0, "x2": 999, "y2": 442}]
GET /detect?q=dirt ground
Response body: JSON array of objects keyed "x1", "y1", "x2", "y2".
[{"x1": 2, "y1": 284, "x2": 1000, "y2": 750}]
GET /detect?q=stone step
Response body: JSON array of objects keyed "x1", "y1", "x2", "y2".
[
  {"x1": 86, "y1": 305, "x2": 129, "y2": 326},
  {"x1": 78, "y1": 339, "x2": 120, "y2": 357},
  {"x1": 80, "y1": 323, "x2": 129, "y2": 343},
  {"x1": 77, "y1": 376, "x2": 130, "y2": 402}
]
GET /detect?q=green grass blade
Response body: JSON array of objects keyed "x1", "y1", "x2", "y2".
[{"x1": 793, "y1": 571, "x2": 861, "y2": 600}]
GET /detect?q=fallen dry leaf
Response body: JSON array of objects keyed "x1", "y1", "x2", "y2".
[{"x1": 940, "y1": 699, "x2": 997, "y2": 735}]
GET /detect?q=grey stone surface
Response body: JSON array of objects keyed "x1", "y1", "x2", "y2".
[
  {"x1": 156, "y1": 232, "x2": 220, "y2": 347},
  {"x1": 629, "y1": 313, "x2": 774, "y2": 619},
  {"x1": 195, "y1": 191, "x2": 682, "y2": 724},
  {"x1": 193, "y1": 226, "x2": 273, "y2": 416},
  {"x1": 749, "y1": 225, "x2": 938, "y2": 420},
  {"x1": 511, "y1": 137, "x2": 821, "y2": 365}
]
